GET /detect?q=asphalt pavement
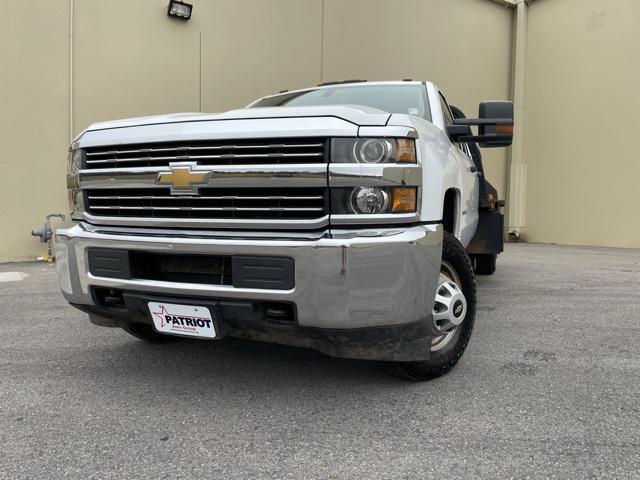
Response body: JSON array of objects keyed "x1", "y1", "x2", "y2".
[{"x1": 0, "y1": 243, "x2": 639, "y2": 479}]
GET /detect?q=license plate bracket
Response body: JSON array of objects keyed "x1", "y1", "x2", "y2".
[{"x1": 148, "y1": 301, "x2": 217, "y2": 338}]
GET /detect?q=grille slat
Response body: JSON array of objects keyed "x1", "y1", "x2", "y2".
[
  {"x1": 85, "y1": 152, "x2": 324, "y2": 165},
  {"x1": 89, "y1": 206, "x2": 324, "y2": 212},
  {"x1": 85, "y1": 187, "x2": 328, "y2": 221},
  {"x1": 87, "y1": 195, "x2": 324, "y2": 201},
  {"x1": 84, "y1": 138, "x2": 327, "y2": 169},
  {"x1": 85, "y1": 143, "x2": 324, "y2": 157}
]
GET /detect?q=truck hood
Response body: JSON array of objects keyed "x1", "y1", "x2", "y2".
[{"x1": 83, "y1": 105, "x2": 391, "y2": 133}]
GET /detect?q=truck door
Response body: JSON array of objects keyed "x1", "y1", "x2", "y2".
[{"x1": 438, "y1": 92, "x2": 480, "y2": 244}]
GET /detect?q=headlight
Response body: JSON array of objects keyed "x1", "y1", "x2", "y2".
[
  {"x1": 331, "y1": 138, "x2": 416, "y2": 164},
  {"x1": 67, "y1": 149, "x2": 84, "y2": 174},
  {"x1": 350, "y1": 187, "x2": 389, "y2": 214},
  {"x1": 354, "y1": 139, "x2": 393, "y2": 163},
  {"x1": 332, "y1": 187, "x2": 417, "y2": 215}
]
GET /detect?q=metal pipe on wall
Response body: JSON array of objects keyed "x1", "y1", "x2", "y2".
[
  {"x1": 507, "y1": 0, "x2": 529, "y2": 239},
  {"x1": 68, "y1": 0, "x2": 75, "y2": 142}
]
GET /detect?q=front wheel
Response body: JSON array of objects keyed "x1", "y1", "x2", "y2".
[{"x1": 393, "y1": 231, "x2": 476, "y2": 381}]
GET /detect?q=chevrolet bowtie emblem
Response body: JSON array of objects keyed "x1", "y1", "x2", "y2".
[{"x1": 156, "y1": 162, "x2": 212, "y2": 195}]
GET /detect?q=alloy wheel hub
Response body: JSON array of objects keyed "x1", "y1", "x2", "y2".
[{"x1": 432, "y1": 277, "x2": 467, "y2": 333}]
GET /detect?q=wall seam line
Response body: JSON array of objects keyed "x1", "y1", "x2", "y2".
[
  {"x1": 319, "y1": 0, "x2": 325, "y2": 83},
  {"x1": 68, "y1": 0, "x2": 75, "y2": 142},
  {"x1": 199, "y1": 32, "x2": 203, "y2": 112}
]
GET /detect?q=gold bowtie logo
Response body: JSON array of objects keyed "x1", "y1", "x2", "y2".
[{"x1": 156, "y1": 162, "x2": 212, "y2": 195}]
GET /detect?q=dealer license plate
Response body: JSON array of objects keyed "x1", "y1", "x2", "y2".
[{"x1": 148, "y1": 302, "x2": 216, "y2": 338}]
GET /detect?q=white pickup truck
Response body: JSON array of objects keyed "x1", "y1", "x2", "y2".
[{"x1": 57, "y1": 80, "x2": 512, "y2": 381}]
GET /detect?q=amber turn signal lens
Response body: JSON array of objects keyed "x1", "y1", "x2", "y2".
[
  {"x1": 395, "y1": 138, "x2": 416, "y2": 163},
  {"x1": 495, "y1": 124, "x2": 513, "y2": 134},
  {"x1": 391, "y1": 187, "x2": 417, "y2": 213}
]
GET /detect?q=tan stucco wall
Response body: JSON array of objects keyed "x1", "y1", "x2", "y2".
[
  {"x1": 73, "y1": 0, "x2": 324, "y2": 129},
  {"x1": 0, "y1": 1, "x2": 71, "y2": 262},
  {"x1": 0, "y1": 0, "x2": 516, "y2": 261},
  {"x1": 523, "y1": 0, "x2": 640, "y2": 248}
]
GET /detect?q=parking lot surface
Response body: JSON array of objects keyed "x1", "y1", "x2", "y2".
[{"x1": 1, "y1": 243, "x2": 639, "y2": 479}]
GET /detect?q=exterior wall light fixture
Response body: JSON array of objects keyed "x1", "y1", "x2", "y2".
[{"x1": 167, "y1": 1, "x2": 193, "y2": 20}]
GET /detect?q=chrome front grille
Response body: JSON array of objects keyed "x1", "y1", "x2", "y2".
[
  {"x1": 84, "y1": 138, "x2": 327, "y2": 169},
  {"x1": 85, "y1": 188, "x2": 328, "y2": 220},
  {"x1": 80, "y1": 138, "x2": 330, "y2": 229}
]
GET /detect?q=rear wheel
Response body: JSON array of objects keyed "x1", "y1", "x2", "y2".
[
  {"x1": 122, "y1": 322, "x2": 182, "y2": 343},
  {"x1": 393, "y1": 231, "x2": 476, "y2": 381},
  {"x1": 473, "y1": 254, "x2": 497, "y2": 275}
]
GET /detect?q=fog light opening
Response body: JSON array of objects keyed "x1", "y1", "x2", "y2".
[{"x1": 350, "y1": 187, "x2": 389, "y2": 214}]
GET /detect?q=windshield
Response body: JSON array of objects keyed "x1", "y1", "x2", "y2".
[{"x1": 250, "y1": 84, "x2": 430, "y2": 120}]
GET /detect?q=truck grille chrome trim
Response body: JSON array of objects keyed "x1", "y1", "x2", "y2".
[
  {"x1": 85, "y1": 152, "x2": 324, "y2": 165},
  {"x1": 328, "y1": 164, "x2": 423, "y2": 187},
  {"x1": 85, "y1": 187, "x2": 329, "y2": 222},
  {"x1": 79, "y1": 164, "x2": 328, "y2": 190},
  {"x1": 84, "y1": 138, "x2": 327, "y2": 169},
  {"x1": 89, "y1": 206, "x2": 325, "y2": 212},
  {"x1": 82, "y1": 213, "x2": 330, "y2": 230},
  {"x1": 87, "y1": 195, "x2": 324, "y2": 201},
  {"x1": 79, "y1": 137, "x2": 329, "y2": 229}
]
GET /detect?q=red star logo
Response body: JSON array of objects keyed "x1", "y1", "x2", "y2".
[{"x1": 151, "y1": 304, "x2": 170, "y2": 328}]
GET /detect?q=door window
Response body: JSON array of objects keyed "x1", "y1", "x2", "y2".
[
  {"x1": 439, "y1": 93, "x2": 454, "y2": 126},
  {"x1": 439, "y1": 92, "x2": 470, "y2": 157}
]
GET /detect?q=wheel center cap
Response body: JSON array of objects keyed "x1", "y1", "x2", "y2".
[
  {"x1": 432, "y1": 278, "x2": 467, "y2": 331},
  {"x1": 453, "y1": 300, "x2": 464, "y2": 318}
]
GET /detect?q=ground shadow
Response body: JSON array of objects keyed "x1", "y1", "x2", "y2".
[{"x1": 79, "y1": 332, "x2": 417, "y2": 396}]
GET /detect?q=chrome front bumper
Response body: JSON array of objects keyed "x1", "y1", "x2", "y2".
[{"x1": 56, "y1": 223, "x2": 442, "y2": 331}]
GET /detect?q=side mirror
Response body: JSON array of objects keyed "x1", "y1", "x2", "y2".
[
  {"x1": 447, "y1": 100, "x2": 513, "y2": 148},
  {"x1": 478, "y1": 101, "x2": 513, "y2": 148}
]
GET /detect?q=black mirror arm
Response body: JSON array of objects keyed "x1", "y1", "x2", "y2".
[
  {"x1": 456, "y1": 134, "x2": 513, "y2": 144},
  {"x1": 454, "y1": 118, "x2": 513, "y2": 126},
  {"x1": 446, "y1": 124, "x2": 470, "y2": 142}
]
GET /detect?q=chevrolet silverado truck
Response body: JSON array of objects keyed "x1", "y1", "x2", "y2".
[{"x1": 57, "y1": 80, "x2": 513, "y2": 381}]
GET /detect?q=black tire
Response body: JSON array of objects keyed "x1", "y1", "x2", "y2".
[
  {"x1": 122, "y1": 322, "x2": 182, "y2": 343},
  {"x1": 474, "y1": 254, "x2": 497, "y2": 275},
  {"x1": 393, "y1": 231, "x2": 476, "y2": 381}
]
